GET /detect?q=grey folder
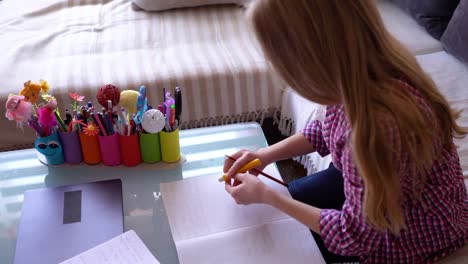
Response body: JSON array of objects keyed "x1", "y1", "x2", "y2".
[{"x1": 14, "y1": 179, "x2": 124, "y2": 264}]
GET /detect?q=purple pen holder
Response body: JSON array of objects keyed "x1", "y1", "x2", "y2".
[
  {"x1": 98, "y1": 133, "x2": 121, "y2": 166},
  {"x1": 59, "y1": 131, "x2": 83, "y2": 164}
]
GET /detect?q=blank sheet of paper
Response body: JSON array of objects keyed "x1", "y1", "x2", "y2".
[
  {"x1": 60, "y1": 230, "x2": 160, "y2": 264},
  {"x1": 160, "y1": 165, "x2": 290, "y2": 241},
  {"x1": 160, "y1": 164, "x2": 325, "y2": 264},
  {"x1": 176, "y1": 218, "x2": 324, "y2": 264}
]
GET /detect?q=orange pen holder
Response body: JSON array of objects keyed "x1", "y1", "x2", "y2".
[{"x1": 79, "y1": 132, "x2": 101, "y2": 165}]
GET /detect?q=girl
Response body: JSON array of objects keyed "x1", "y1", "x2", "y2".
[{"x1": 223, "y1": 0, "x2": 468, "y2": 263}]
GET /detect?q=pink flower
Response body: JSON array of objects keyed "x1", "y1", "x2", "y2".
[
  {"x1": 69, "y1": 92, "x2": 84, "y2": 102},
  {"x1": 47, "y1": 98, "x2": 58, "y2": 109}
]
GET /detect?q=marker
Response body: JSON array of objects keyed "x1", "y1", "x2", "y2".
[
  {"x1": 107, "y1": 100, "x2": 114, "y2": 125},
  {"x1": 94, "y1": 112, "x2": 107, "y2": 136},
  {"x1": 170, "y1": 104, "x2": 175, "y2": 128},
  {"x1": 163, "y1": 88, "x2": 166, "y2": 114},
  {"x1": 65, "y1": 109, "x2": 72, "y2": 126},
  {"x1": 174, "y1": 87, "x2": 182, "y2": 123},
  {"x1": 218, "y1": 158, "x2": 262, "y2": 182}
]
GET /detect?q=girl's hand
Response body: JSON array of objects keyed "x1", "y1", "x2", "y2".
[
  {"x1": 223, "y1": 149, "x2": 271, "y2": 180},
  {"x1": 224, "y1": 173, "x2": 276, "y2": 205}
]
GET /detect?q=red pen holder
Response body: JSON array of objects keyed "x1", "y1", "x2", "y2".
[
  {"x1": 98, "y1": 134, "x2": 121, "y2": 166},
  {"x1": 119, "y1": 133, "x2": 141, "y2": 167}
]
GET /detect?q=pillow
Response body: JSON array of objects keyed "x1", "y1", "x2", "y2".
[
  {"x1": 391, "y1": 0, "x2": 460, "y2": 39},
  {"x1": 441, "y1": 0, "x2": 468, "y2": 64},
  {"x1": 132, "y1": 0, "x2": 250, "y2": 11}
]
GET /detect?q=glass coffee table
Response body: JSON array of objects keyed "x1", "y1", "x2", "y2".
[{"x1": 0, "y1": 123, "x2": 280, "y2": 263}]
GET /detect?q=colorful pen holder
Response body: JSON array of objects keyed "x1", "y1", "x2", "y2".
[
  {"x1": 139, "y1": 132, "x2": 162, "y2": 164},
  {"x1": 160, "y1": 128, "x2": 181, "y2": 163},
  {"x1": 79, "y1": 132, "x2": 101, "y2": 165},
  {"x1": 98, "y1": 133, "x2": 121, "y2": 166},
  {"x1": 119, "y1": 133, "x2": 142, "y2": 167},
  {"x1": 34, "y1": 132, "x2": 65, "y2": 165},
  {"x1": 59, "y1": 131, "x2": 83, "y2": 164}
]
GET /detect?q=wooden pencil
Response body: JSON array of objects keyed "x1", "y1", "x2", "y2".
[{"x1": 225, "y1": 155, "x2": 289, "y2": 188}]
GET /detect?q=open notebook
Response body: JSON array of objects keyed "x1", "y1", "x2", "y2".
[{"x1": 160, "y1": 164, "x2": 325, "y2": 264}]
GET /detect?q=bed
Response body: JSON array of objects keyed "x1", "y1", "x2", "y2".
[
  {"x1": 0, "y1": 0, "x2": 283, "y2": 151},
  {"x1": 280, "y1": 0, "x2": 468, "y2": 179}
]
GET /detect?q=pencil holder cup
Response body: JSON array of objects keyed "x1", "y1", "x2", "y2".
[
  {"x1": 79, "y1": 132, "x2": 101, "y2": 165},
  {"x1": 59, "y1": 131, "x2": 83, "y2": 164},
  {"x1": 34, "y1": 132, "x2": 65, "y2": 165},
  {"x1": 98, "y1": 133, "x2": 121, "y2": 166},
  {"x1": 139, "y1": 132, "x2": 161, "y2": 164},
  {"x1": 160, "y1": 128, "x2": 181, "y2": 163},
  {"x1": 119, "y1": 133, "x2": 141, "y2": 167}
]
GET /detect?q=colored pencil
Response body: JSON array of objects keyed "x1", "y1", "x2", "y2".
[{"x1": 225, "y1": 155, "x2": 289, "y2": 187}]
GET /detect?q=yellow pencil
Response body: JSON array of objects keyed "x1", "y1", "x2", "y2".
[{"x1": 218, "y1": 158, "x2": 262, "y2": 182}]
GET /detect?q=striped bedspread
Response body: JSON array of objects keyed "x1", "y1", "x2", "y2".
[{"x1": 0, "y1": 0, "x2": 283, "y2": 150}]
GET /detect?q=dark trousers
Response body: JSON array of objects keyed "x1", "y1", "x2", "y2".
[{"x1": 288, "y1": 163, "x2": 360, "y2": 264}]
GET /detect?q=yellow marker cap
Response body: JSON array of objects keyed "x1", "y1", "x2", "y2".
[{"x1": 219, "y1": 158, "x2": 262, "y2": 182}]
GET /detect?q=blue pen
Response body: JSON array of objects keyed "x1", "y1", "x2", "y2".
[{"x1": 104, "y1": 114, "x2": 114, "y2": 135}]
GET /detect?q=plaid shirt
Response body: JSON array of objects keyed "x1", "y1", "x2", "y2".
[{"x1": 301, "y1": 80, "x2": 468, "y2": 263}]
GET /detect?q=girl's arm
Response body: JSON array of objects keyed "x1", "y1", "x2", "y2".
[
  {"x1": 258, "y1": 133, "x2": 315, "y2": 164},
  {"x1": 225, "y1": 133, "x2": 315, "y2": 179},
  {"x1": 225, "y1": 120, "x2": 328, "y2": 179},
  {"x1": 266, "y1": 186, "x2": 321, "y2": 233}
]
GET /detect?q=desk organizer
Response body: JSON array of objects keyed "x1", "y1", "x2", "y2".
[
  {"x1": 34, "y1": 132, "x2": 65, "y2": 165},
  {"x1": 59, "y1": 131, "x2": 83, "y2": 164},
  {"x1": 140, "y1": 132, "x2": 161, "y2": 163},
  {"x1": 5, "y1": 81, "x2": 183, "y2": 167},
  {"x1": 79, "y1": 132, "x2": 101, "y2": 165},
  {"x1": 35, "y1": 131, "x2": 181, "y2": 167}
]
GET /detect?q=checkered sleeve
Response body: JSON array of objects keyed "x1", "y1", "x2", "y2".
[
  {"x1": 319, "y1": 145, "x2": 383, "y2": 256},
  {"x1": 301, "y1": 120, "x2": 330, "y2": 157}
]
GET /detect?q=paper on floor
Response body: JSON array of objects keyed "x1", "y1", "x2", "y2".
[{"x1": 60, "y1": 230, "x2": 160, "y2": 264}]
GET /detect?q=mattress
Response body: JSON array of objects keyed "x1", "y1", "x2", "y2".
[
  {"x1": 280, "y1": 51, "x2": 468, "y2": 179},
  {"x1": 0, "y1": 0, "x2": 283, "y2": 151},
  {"x1": 376, "y1": 0, "x2": 443, "y2": 56},
  {"x1": 416, "y1": 51, "x2": 468, "y2": 178}
]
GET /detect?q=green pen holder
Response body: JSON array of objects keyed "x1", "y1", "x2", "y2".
[
  {"x1": 160, "y1": 128, "x2": 181, "y2": 163},
  {"x1": 140, "y1": 132, "x2": 161, "y2": 163}
]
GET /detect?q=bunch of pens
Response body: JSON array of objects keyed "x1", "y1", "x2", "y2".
[{"x1": 5, "y1": 80, "x2": 183, "y2": 167}]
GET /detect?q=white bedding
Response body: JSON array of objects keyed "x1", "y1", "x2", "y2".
[
  {"x1": 0, "y1": 0, "x2": 283, "y2": 150},
  {"x1": 416, "y1": 51, "x2": 468, "y2": 178},
  {"x1": 377, "y1": 0, "x2": 443, "y2": 55},
  {"x1": 281, "y1": 51, "x2": 468, "y2": 179}
]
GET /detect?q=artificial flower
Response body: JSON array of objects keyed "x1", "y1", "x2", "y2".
[
  {"x1": 47, "y1": 97, "x2": 58, "y2": 110},
  {"x1": 5, "y1": 94, "x2": 33, "y2": 124},
  {"x1": 20, "y1": 80, "x2": 50, "y2": 104},
  {"x1": 69, "y1": 92, "x2": 84, "y2": 111},
  {"x1": 41, "y1": 94, "x2": 56, "y2": 102},
  {"x1": 69, "y1": 92, "x2": 84, "y2": 102},
  {"x1": 83, "y1": 123, "x2": 99, "y2": 136}
]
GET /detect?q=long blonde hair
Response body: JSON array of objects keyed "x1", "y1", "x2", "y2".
[{"x1": 249, "y1": 0, "x2": 467, "y2": 234}]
